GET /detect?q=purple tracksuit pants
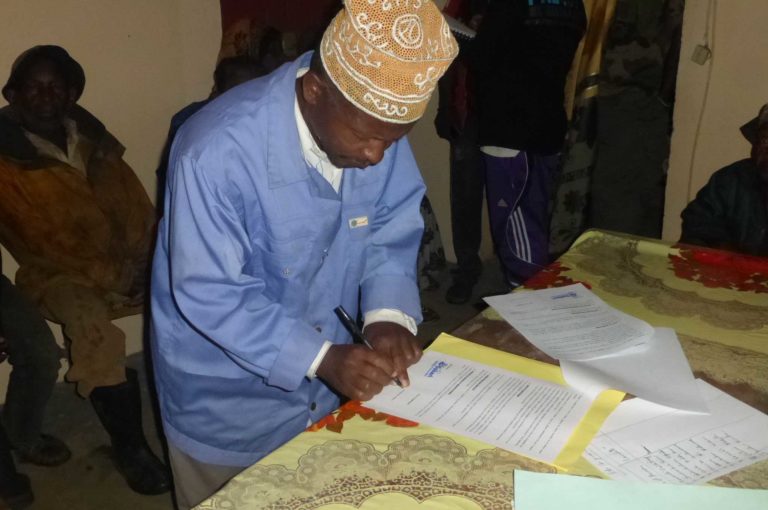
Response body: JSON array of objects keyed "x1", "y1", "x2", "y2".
[{"x1": 484, "y1": 151, "x2": 560, "y2": 286}]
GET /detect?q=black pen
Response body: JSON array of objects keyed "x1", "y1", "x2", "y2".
[{"x1": 333, "y1": 306, "x2": 403, "y2": 388}]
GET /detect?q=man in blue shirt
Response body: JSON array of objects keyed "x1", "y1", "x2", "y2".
[{"x1": 150, "y1": 1, "x2": 458, "y2": 507}]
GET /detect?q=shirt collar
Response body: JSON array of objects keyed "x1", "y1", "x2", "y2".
[
  {"x1": 294, "y1": 67, "x2": 340, "y2": 174},
  {"x1": 23, "y1": 117, "x2": 87, "y2": 175}
]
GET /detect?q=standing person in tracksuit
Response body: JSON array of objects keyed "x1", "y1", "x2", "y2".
[{"x1": 473, "y1": 0, "x2": 586, "y2": 287}]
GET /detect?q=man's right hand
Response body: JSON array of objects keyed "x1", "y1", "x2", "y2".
[{"x1": 316, "y1": 344, "x2": 396, "y2": 401}]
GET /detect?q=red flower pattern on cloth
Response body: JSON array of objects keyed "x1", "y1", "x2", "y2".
[
  {"x1": 523, "y1": 261, "x2": 591, "y2": 290},
  {"x1": 307, "y1": 400, "x2": 419, "y2": 434},
  {"x1": 669, "y1": 245, "x2": 768, "y2": 294}
]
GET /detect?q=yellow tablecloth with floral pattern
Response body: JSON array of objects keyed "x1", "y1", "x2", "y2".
[{"x1": 197, "y1": 230, "x2": 768, "y2": 509}]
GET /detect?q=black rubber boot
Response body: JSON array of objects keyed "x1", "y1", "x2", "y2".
[
  {"x1": 89, "y1": 369, "x2": 171, "y2": 495},
  {"x1": 0, "y1": 425, "x2": 33, "y2": 509}
]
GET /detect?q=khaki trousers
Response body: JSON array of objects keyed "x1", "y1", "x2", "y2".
[{"x1": 167, "y1": 442, "x2": 244, "y2": 510}]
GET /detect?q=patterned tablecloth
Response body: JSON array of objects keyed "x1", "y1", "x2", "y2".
[{"x1": 198, "y1": 230, "x2": 768, "y2": 509}]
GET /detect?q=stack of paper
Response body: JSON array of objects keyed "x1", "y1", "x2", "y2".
[
  {"x1": 482, "y1": 284, "x2": 768, "y2": 485},
  {"x1": 363, "y1": 331, "x2": 768, "y2": 486},
  {"x1": 484, "y1": 284, "x2": 708, "y2": 412},
  {"x1": 367, "y1": 334, "x2": 623, "y2": 468},
  {"x1": 484, "y1": 284, "x2": 653, "y2": 361},
  {"x1": 584, "y1": 379, "x2": 768, "y2": 484},
  {"x1": 560, "y1": 328, "x2": 707, "y2": 412},
  {"x1": 364, "y1": 283, "x2": 768, "y2": 487}
]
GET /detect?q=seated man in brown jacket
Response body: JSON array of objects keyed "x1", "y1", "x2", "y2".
[{"x1": 0, "y1": 45, "x2": 169, "y2": 495}]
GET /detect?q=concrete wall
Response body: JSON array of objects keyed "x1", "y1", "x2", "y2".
[
  {"x1": 663, "y1": 0, "x2": 768, "y2": 241},
  {"x1": 0, "y1": 0, "x2": 222, "y2": 390}
]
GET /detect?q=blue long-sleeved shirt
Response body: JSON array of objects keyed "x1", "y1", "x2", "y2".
[{"x1": 150, "y1": 52, "x2": 425, "y2": 466}]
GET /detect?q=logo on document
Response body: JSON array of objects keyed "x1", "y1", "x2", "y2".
[
  {"x1": 552, "y1": 291, "x2": 578, "y2": 299},
  {"x1": 424, "y1": 361, "x2": 449, "y2": 378},
  {"x1": 349, "y1": 216, "x2": 369, "y2": 228}
]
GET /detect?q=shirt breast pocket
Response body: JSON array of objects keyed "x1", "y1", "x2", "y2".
[
  {"x1": 257, "y1": 218, "x2": 317, "y2": 305},
  {"x1": 259, "y1": 240, "x2": 312, "y2": 307},
  {"x1": 262, "y1": 243, "x2": 306, "y2": 278}
]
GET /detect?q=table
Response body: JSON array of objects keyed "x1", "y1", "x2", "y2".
[{"x1": 197, "y1": 230, "x2": 768, "y2": 509}]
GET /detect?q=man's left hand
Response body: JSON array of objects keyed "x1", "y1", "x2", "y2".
[{"x1": 363, "y1": 322, "x2": 423, "y2": 388}]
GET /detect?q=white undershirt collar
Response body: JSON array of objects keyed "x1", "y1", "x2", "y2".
[{"x1": 295, "y1": 67, "x2": 343, "y2": 193}]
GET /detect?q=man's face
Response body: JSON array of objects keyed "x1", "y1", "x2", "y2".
[
  {"x1": 8, "y1": 59, "x2": 74, "y2": 133},
  {"x1": 306, "y1": 74, "x2": 415, "y2": 169},
  {"x1": 752, "y1": 125, "x2": 768, "y2": 182}
]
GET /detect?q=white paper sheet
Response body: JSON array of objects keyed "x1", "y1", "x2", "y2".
[
  {"x1": 367, "y1": 351, "x2": 593, "y2": 463},
  {"x1": 484, "y1": 284, "x2": 652, "y2": 361},
  {"x1": 584, "y1": 380, "x2": 768, "y2": 484},
  {"x1": 444, "y1": 14, "x2": 476, "y2": 39},
  {"x1": 560, "y1": 328, "x2": 708, "y2": 412}
]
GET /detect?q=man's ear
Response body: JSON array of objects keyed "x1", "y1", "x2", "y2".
[{"x1": 301, "y1": 70, "x2": 326, "y2": 107}]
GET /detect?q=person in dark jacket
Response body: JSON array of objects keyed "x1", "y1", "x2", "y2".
[
  {"x1": 680, "y1": 104, "x2": 768, "y2": 256},
  {"x1": 0, "y1": 254, "x2": 35, "y2": 510},
  {"x1": 472, "y1": 0, "x2": 586, "y2": 287},
  {"x1": 437, "y1": 0, "x2": 488, "y2": 304},
  {"x1": 0, "y1": 45, "x2": 168, "y2": 496}
]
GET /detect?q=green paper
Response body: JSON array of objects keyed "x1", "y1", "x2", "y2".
[{"x1": 514, "y1": 470, "x2": 768, "y2": 510}]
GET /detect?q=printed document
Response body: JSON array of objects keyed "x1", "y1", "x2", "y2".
[
  {"x1": 560, "y1": 328, "x2": 707, "y2": 412},
  {"x1": 584, "y1": 379, "x2": 768, "y2": 484},
  {"x1": 367, "y1": 350, "x2": 594, "y2": 464},
  {"x1": 484, "y1": 284, "x2": 652, "y2": 361}
]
